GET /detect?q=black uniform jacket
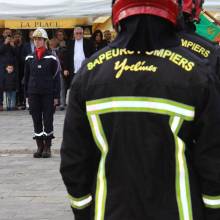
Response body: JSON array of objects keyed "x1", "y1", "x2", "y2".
[
  {"x1": 60, "y1": 46, "x2": 220, "y2": 220},
  {"x1": 0, "y1": 42, "x2": 17, "y2": 89},
  {"x1": 24, "y1": 50, "x2": 60, "y2": 98},
  {"x1": 179, "y1": 30, "x2": 220, "y2": 78}
]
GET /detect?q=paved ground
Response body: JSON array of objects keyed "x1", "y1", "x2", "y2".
[
  {"x1": 0, "y1": 110, "x2": 64, "y2": 154},
  {"x1": 0, "y1": 110, "x2": 74, "y2": 220}
]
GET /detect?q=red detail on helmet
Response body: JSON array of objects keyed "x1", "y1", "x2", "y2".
[
  {"x1": 182, "y1": 0, "x2": 203, "y2": 21},
  {"x1": 182, "y1": 0, "x2": 193, "y2": 14},
  {"x1": 112, "y1": 0, "x2": 179, "y2": 27},
  {"x1": 195, "y1": 0, "x2": 203, "y2": 21}
]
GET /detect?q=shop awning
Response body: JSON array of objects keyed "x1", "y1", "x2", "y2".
[{"x1": 4, "y1": 18, "x2": 92, "y2": 29}]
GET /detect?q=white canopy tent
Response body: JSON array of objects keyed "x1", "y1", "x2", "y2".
[
  {"x1": 204, "y1": 0, "x2": 220, "y2": 11},
  {"x1": 0, "y1": 0, "x2": 112, "y2": 19},
  {"x1": 0, "y1": 0, "x2": 218, "y2": 19}
]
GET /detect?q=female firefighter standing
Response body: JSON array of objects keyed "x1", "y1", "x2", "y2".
[{"x1": 24, "y1": 28, "x2": 60, "y2": 158}]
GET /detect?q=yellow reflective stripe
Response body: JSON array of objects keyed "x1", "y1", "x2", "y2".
[
  {"x1": 68, "y1": 194, "x2": 92, "y2": 210},
  {"x1": 86, "y1": 98, "x2": 195, "y2": 220},
  {"x1": 203, "y1": 195, "x2": 220, "y2": 208},
  {"x1": 170, "y1": 116, "x2": 182, "y2": 135},
  {"x1": 170, "y1": 116, "x2": 193, "y2": 220},
  {"x1": 86, "y1": 97, "x2": 195, "y2": 121},
  {"x1": 88, "y1": 114, "x2": 108, "y2": 220}
]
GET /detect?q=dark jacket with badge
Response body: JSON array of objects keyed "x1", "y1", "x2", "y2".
[
  {"x1": 24, "y1": 50, "x2": 60, "y2": 98},
  {"x1": 60, "y1": 47, "x2": 220, "y2": 220}
]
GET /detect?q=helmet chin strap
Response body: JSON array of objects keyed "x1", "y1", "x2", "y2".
[{"x1": 110, "y1": 15, "x2": 180, "y2": 52}]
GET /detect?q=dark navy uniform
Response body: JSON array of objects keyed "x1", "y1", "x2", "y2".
[
  {"x1": 179, "y1": 28, "x2": 220, "y2": 78},
  {"x1": 60, "y1": 45, "x2": 220, "y2": 220},
  {"x1": 24, "y1": 50, "x2": 60, "y2": 140}
]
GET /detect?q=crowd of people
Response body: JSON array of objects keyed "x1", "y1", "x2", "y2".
[{"x1": 0, "y1": 27, "x2": 113, "y2": 111}]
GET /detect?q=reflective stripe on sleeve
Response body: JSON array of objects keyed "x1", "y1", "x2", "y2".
[
  {"x1": 68, "y1": 194, "x2": 92, "y2": 210},
  {"x1": 44, "y1": 55, "x2": 57, "y2": 61},
  {"x1": 25, "y1": 55, "x2": 34, "y2": 61},
  {"x1": 203, "y1": 195, "x2": 220, "y2": 208}
]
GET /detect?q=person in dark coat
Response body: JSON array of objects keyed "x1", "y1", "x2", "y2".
[
  {"x1": 13, "y1": 31, "x2": 26, "y2": 109},
  {"x1": 3, "y1": 64, "x2": 18, "y2": 110},
  {"x1": 24, "y1": 28, "x2": 60, "y2": 158},
  {"x1": 55, "y1": 29, "x2": 68, "y2": 110},
  {"x1": 0, "y1": 29, "x2": 17, "y2": 111},
  {"x1": 91, "y1": 29, "x2": 108, "y2": 52},
  {"x1": 63, "y1": 26, "x2": 95, "y2": 85},
  {"x1": 22, "y1": 30, "x2": 35, "y2": 59},
  {"x1": 103, "y1": 30, "x2": 112, "y2": 44}
]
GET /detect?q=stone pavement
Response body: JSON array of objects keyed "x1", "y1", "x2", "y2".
[
  {"x1": 0, "y1": 110, "x2": 64, "y2": 154},
  {"x1": 0, "y1": 110, "x2": 74, "y2": 220}
]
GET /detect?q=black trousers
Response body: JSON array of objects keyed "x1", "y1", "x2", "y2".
[
  {"x1": 17, "y1": 84, "x2": 25, "y2": 106},
  {"x1": 29, "y1": 94, "x2": 55, "y2": 139}
]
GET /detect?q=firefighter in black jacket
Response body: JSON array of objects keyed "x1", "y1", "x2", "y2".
[
  {"x1": 24, "y1": 28, "x2": 60, "y2": 158},
  {"x1": 179, "y1": 0, "x2": 220, "y2": 78},
  {"x1": 60, "y1": 0, "x2": 220, "y2": 219}
]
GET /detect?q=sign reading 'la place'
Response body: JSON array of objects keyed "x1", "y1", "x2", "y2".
[
  {"x1": 4, "y1": 18, "x2": 90, "y2": 29},
  {"x1": 20, "y1": 21, "x2": 59, "y2": 28}
]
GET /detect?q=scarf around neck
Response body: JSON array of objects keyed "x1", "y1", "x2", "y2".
[{"x1": 35, "y1": 47, "x2": 46, "y2": 60}]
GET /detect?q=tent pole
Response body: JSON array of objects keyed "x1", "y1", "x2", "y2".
[{"x1": 203, "y1": 10, "x2": 220, "y2": 26}]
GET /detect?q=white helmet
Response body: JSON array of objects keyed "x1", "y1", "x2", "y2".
[{"x1": 33, "y1": 28, "x2": 48, "y2": 39}]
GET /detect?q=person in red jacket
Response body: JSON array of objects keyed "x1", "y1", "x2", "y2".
[{"x1": 60, "y1": 1, "x2": 220, "y2": 219}]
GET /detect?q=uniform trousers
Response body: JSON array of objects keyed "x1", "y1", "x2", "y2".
[{"x1": 28, "y1": 94, "x2": 54, "y2": 139}]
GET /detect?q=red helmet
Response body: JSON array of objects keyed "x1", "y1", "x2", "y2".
[
  {"x1": 182, "y1": 0, "x2": 193, "y2": 15},
  {"x1": 182, "y1": 0, "x2": 203, "y2": 21},
  {"x1": 112, "y1": 0, "x2": 179, "y2": 28},
  {"x1": 194, "y1": 0, "x2": 203, "y2": 21}
]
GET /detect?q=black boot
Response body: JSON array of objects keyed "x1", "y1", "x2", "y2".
[
  {"x1": 42, "y1": 139, "x2": 52, "y2": 158},
  {"x1": 33, "y1": 139, "x2": 44, "y2": 158}
]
